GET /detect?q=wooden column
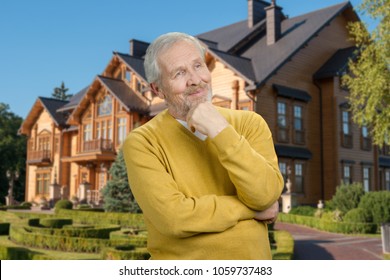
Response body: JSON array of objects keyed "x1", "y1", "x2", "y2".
[{"x1": 232, "y1": 80, "x2": 240, "y2": 110}]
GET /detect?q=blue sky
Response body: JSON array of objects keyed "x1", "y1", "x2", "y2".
[{"x1": 0, "y1": 0, "x2": 374, "y2": 119}]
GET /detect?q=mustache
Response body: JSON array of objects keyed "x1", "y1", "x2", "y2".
[{"x1": 184, "y1": 82, "x2": 209, "y2": 96}]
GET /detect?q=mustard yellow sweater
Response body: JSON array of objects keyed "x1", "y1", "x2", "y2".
[{"x1": 123, "y1": 107, "x2": 283, "y2": 259}]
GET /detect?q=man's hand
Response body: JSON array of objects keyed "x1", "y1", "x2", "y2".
[
  {"x1": 186, "y1": 102, "x2": 228, "y2": 138},
  {"x1": 254, "y1": 201, "x2": 279, "y2": 224}
]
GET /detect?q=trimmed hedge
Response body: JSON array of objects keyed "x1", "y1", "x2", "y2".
[
  {"x1": 54, "y1": 200, "x2": 73, "y2": 212},
  {"x1": 0, "y1": 245, "x2": 50, "y2": 260},
  {"x1": 39, "y1": 218, "x2": 73, "y2": 229},
  {"x1": 10, "y1": 223, "x2": 113, "y2": 253},
  {"x1": 56, "y1": 209, "x2": 145, "y2": 228},
  {"x1": 0, "y1": 223, "x2": 10, "y2": 235},
  {"x1": 110, "y1": 229, "x2": 148, "y2": 247},
  {"x1": 278, "y1": 213, "x2": 378, "y2": 234},
  {"x1": 102, "y1": 246, "x2": 150, "y2": 260}
]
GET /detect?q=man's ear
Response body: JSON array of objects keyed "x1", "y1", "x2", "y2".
[{"x1": 150, "y1": 83, "x2": 165, "y2": 99}]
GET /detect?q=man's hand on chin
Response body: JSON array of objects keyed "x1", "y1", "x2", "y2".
[{"x1": 186, "y1": 102, "x2": 228, "y2": 139}]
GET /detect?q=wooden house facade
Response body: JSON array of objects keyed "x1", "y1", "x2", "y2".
[{"x1": 19, "y1": 0, "x2": 390, "y2": 206}]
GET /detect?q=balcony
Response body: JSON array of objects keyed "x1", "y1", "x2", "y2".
[
  {"x1": 87, "y1": 190, "x2": 102, "y2": 206},
  {"x1": 27, "y1": 150, "x2": 51, "y2": 165},
  {"x1": 83, "y1": 138, "x2": 114, "y2": 153}
]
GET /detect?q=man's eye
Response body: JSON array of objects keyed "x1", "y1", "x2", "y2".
[
  {"x1": 195, "y1": 63, "x2": 202, "y2": 69},
  {"x1": 175, "y1": 70, "x2": 185, "y2": 78}
]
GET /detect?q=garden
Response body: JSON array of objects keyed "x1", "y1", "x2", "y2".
[
  {"x1": 0, "y1": 199, "x2": 293, "y2": 260},
  {"x1": 2, "y1": 181, "x2": 389, "y2": 260}
]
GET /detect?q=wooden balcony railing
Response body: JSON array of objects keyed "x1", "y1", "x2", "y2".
[
  {"x1": 83, "y1": 138, "x2": 114, "y2": 153},
  {"x1": 28, "y1": 150, "x2": 51, "y2": 163},
  {"x1": 87, "y1": 190, "x2": 102, "y2": 205}
]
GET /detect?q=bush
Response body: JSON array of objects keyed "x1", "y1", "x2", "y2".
[
  {"x1": 289, "y1": 206, "x2": 316, "y2": 217},
  {"x1": 39, "y1": 218, "x2": 72, "y2": 229},
  {"x1": 101, "y1": 246, "x2": 150, "y2": 260},
  {"x1": 331, "y1": 182, "x2": 365, "y2": 214},
  {"x1": 0, "y1": 223, "x2": 10, "y2": 235},
  {"x1": 343, "y1": 208, "x2": 372, "y2": 223},
  {"x1": 358, "y1": 191, "x2": 390, "y2": 224},
  {"x1": 320, "y1": 210, "x2": 343, "y2": 222},
  {"x1": 54, "y1": 200, "x2": 73, "y2": 212},
  {"x1": 20, "y1": 202, "x2": 32, "y2": 208}
]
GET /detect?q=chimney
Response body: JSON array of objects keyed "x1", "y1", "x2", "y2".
[
  {"x1": 247, "y1": 0, "x2": 267, "y2": 28},
  {"x1": 129, "y1": 39, "x2": 150, "y2": 57},
  {"x1": 265, "y1": 0, "x2": 282, "y2": 45}
]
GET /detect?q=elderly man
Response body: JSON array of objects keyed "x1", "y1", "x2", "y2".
[{"x1": 123, "y1": 32, "x2": 283, "y2": 260}]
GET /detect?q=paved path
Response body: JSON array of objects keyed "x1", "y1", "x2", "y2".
[{"x1": 275, "y1": 222, "x2": 384, "y2": 260}]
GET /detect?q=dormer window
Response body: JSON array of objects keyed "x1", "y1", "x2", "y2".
[
  {"x1": 97, "y1": 95, "x2": 112, "y2": 116},
  {"x1": 125, "y1": 70, "x2": 132, "y2": 83}
]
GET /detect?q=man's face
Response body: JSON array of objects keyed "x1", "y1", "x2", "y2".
[{"x1": 154, "y1": 40, "x2": 212, "y2": 120}]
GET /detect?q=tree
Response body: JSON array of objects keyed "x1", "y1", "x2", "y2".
[
  {"x1": 51, "y1": 81, "x2": 73, "y2": 101},
  {"x1": 101, "y1": 149, "x2": 141, "y2": 213},
  {"x1": 342, "y1": 0, "x2": 389, "y2": 146},
  {"x1": 0, "y1": 103, "x2": 26, "y2": 204}
]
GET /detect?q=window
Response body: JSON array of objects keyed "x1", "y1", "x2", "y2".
[
  {"x1": 117, "y1": 117, "x2": 127, "y2": 145},
  {"x1": 136, "y1": 79, "x2": 142, "y2": 93},
  {"x1": 363, "y1": 166, "x2": 371, "y2": 192},
  {"x1": 38, "y1": 135, "x2": 50, "y2": 151},
  {"x1": 36, "y1": 171, "x2": 50, "y2": 195},
  {"x1": 341, "y1": 109, "x2": 353, "y2": 148},
  {"x1": 239, "y1": 101, "x2": 251, "y2": 111},
  {"x1": 277, "y1": 101, "x2": 288, "y2": 142},
  {"x1": 278, "y1": 162, "x2": 288, "y2": 193},
  {"x1": 276, "y1": 99, "x2": 306, "y2": 144},
  {"x1": 96, "y1": 120, "x2": 112, "y2": 140},
  {"x1": 385, "y1": 170, "x2": 390, "y2": 191},
  {"x1": 125, "y1": 70, "x2": 132, "y2": 83},
  {"x1": 294, "y1": 163, "x2": 304, "y2": 193},
  {"x1": 342, "y1": 162, "x2": 353, "y2": 184},
  {"x1": 361, "y1": 125, "x2": 371, "y2": 150},
  {"x1": 83, "y1": 123, "x2": 92, "y2": 141},
  {"x1": 379, "y1": 144, "x2": 390, "y2": 156},
  {"x1": 107, "y1": 120, "x2": 113, "y2": 140},
  {"x1": 97, "y1": 95, "x2": 112, "y2": 116},
  {"x1": 293, "y1": 105, "x2": 304, "y2": 144}
]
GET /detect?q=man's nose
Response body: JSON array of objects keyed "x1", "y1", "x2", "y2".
[{"x1": 187, "y1": 69, "x2": 201, "y2": 86}]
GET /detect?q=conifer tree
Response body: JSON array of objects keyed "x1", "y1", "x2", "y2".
[
  {"x1": 52, "y1": 81, "x2": 73, "y2": 101},
  {"x1": 101, "y1": 149, "x2": 141, "y2": 213}
]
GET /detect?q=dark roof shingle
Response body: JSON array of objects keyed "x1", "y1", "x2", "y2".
[
  {"x1": 97, "y1": 76, "x2": 149, "y2": 113},
  {"x1": 314, "y1": 46, "x2": 357, "y2": 79}
]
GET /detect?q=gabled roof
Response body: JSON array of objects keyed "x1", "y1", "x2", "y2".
[
  {"x1": 197, "y1": 18, "x2": 268, "y2": 53},
  {"x1": 207, "y1": 48, "x2": 256, "y2": 83},
  {"x1": 314, "y1": 46, "x2": 358, "y2": 79},
  {"x1": 198, "y1": 1, "x2": 356, "y2": 87},
  {"x1": 97, "y1": 75, "x2": 149, "y2": 113},
  {"x1": 19, "y1": 97, "x2": 69, "y2": 135},
  {"x1": 67, "y1": 75, "x2": 149, "y2": 125},
  {"x1": 57, "y1": 86, "x2": 89, "y2": 112},
  {"x1": 115, "y1": 52, "x2": 147, "y2": 81}
]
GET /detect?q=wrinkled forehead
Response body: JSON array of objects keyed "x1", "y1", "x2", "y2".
[{"x1": 158, "y1": 40, "x2": 203, "y2": 71}]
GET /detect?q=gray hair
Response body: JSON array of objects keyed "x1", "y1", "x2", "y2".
[{"x1": 144, "y1": 32, "x2": 206, "y2": 86}]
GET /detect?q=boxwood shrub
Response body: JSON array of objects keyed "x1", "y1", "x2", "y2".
[
  {"x1": 56, "y1": 209, "x2": 145, "y2": 228},
  {"x1": 0, "y1": 223, "x2": 10, "y2": 235},
  {"x1": 39, "y1": 218, "x2": 73, "y2": 229},
  {"x1": 102, "y1": 246, "x2": 150, "y2": 260},
  {"x1": 110, "y1": 229, "x2": 148, "y2": 247},
  {"x1": 9, "y1": 224, "x2": 112, "y2": 253}
]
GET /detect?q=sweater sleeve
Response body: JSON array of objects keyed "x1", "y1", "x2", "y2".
[
  {"x1": 122, "y1": 132, "x2": 255, "y2": 239},
  {"x1": 209, "y1": 113, "x2": 284, "y2": 211}
]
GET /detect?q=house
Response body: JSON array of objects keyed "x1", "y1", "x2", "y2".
[{"x1": 19, "y1": 0, "x2": 390, "y2": 207}]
